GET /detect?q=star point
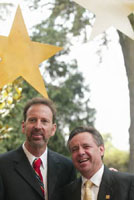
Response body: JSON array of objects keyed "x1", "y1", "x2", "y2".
[
  {"x1": 73, "y1": 0, "x2": 134, "y2": 40},
  {"x1": 0, "y1": 5, "x2": 62, "y2": 97}
]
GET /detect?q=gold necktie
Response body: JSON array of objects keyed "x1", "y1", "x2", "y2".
[{"x1": 83, "y1": 180, "x2": 93, "y2": 200}]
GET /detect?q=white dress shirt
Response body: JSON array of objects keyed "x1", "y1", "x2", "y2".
[
  {"x1": 81, "y1": 165, "x2": 104, "y2": 200},
  {"x1": 22, "y1": 143, "x2": 48, "y2": 200}
]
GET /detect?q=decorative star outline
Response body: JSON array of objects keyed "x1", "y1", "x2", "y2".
[
  {"x1": 73, "y1": 0, "x2": 134, "y2": 39},
  {"x1": 0, "y1": 6, "x2": 62, "y2": 97}
]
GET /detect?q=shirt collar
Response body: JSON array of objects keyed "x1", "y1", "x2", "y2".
[
  {"x1": 22, "y1": 143, "x2": 47, "y2": 168},
  {"x1": 82, "y1": 164, "x2": 104, "y2": 187}
]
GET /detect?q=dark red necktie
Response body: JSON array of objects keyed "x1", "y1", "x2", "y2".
[{"x1": 33, "y1": 158, "x2": 45, "y2": 196}]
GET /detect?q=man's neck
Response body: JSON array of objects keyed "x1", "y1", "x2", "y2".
[{"x1": 24, "y1": 142, "x2": 47, "y2": 157}]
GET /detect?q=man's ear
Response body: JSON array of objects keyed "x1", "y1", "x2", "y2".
[
  {"x1": 99, "y1": 145, "x2": 105, "y2": 157},
  {"x1": 51, "y1": 123, "x2": 57, "y2": 136},
  {"x1": 21, "y1": 121, "x2": 25, "y2": 134}
]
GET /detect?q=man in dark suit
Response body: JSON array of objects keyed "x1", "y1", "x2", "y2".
[
  {"x1": 63, "y1": 126, "x2": 134, "y2": 200},
  {"x1": 0, "y1": 97, "x2": 76, "y2": 200}
]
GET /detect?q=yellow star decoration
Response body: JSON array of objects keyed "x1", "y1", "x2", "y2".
[
  {"x1": 73, "y1": 0, "x2": 134, "y2": 39},
  {"x1": 0, "y1": 6, "x2": 62, "y2": 98}
]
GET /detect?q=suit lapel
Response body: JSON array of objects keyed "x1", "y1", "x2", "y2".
[
  {"x1": 97, "y1": 166, "x2": 114, "y2": 200},
  {"x1": 13, "y1": 146, "x2": 44, "y2": 199},
  {"x1": 47, "y1": 149, "x2": 60, "y2": 200},
  {"x1": 73, "y1": 178, "x2": 81, "y2": 200},
  {"x1": 63, "y1": 176, "x2": 81, "y2": 200}
]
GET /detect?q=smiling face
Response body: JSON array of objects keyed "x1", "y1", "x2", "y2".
[
  {"x1": 69, "y1": 132, "x2": 104, "y2": 179},
  {"x1": 22, "y1": 104, "x2": 56, "y2": 156}
]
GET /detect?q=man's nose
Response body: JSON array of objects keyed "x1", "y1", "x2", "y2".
[
  {"x1": 78, "y1": 147, "x2": 85, "y2": 155},
  {"x1": 34, "y1": 120, "x2": 42, "y2": 129}
]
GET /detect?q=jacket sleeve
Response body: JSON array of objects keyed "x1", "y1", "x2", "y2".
[
  {"x1": 0, "y1": 176, "x2": 4, "y2": 200},
  {"x1": 129, "y1": 176, "x2": 134, "y2": 200},
  {"x1": 70, "y1": 163, "x2": 77, "y2": 182}
]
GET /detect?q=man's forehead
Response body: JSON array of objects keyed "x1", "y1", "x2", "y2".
[{"x1": 70, "y1": 132, "x2": 93, "y2": 139}]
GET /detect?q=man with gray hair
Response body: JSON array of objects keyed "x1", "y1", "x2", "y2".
[{"x1": 63, "y1": 126, "x2": 134, "y2": 200}]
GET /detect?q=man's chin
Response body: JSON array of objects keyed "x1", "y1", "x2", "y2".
[{"x1": 30, "y1": 140, "x2": 47, "y2": 148}]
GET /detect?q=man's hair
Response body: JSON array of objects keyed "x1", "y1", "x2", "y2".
[
  {"x1": 68, "y1": 126, "x2": 104, "y2": 148},
  {"x1": 23, "y1": 97, "x2": 56, "y2": 123}
]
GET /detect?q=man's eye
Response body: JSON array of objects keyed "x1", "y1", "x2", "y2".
[
  {"x1": 71, "y1": 148, "x2": 78, "y2": 153},
  {"x1": 83, "y1": 145, "x2": 90, "y2": 149},
  {"x1": 29, "y1": 118, "x2": 36, "y2": 122},
  {"x1": 41, "y1": 120, "x2": 47, "y2": 123}
]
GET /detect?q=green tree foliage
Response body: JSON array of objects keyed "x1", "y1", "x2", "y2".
[
  {"x1": 0, "y1": 2, "x2": 13, "y2": 20},
  {"x1": 0, "y1": 1, "x2": 96, "y2": 156},
  {"x1": 0, "y1": 78, "x2": 23, "y2": 139},
  {"x1": 103, "y1": 133, "x2": 129, "y2": 172},
  {"x1": 0, "y1": 78, "x2": 40, "y2": 153},
  {"x1": 23, "y1": 0, "x2": 132, "y2": 168},
  {"x1": 29, "y1": 0, "x2": 96, "y2": 155}
]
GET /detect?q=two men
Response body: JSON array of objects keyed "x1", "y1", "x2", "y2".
[
  {"x1": 63, "y1": 126, "x2": 134, "y2": 200},
  {"x1": 0, "y1": 97, "x2": 76, "y2": 200}
]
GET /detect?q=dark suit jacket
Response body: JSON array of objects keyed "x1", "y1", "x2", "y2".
[
  {"x1": 62, "y1": 166, "x2": 134, "y2": 200},
  {"x1": 0, "y1": 146, "x2": 76, "y2": 200}
]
